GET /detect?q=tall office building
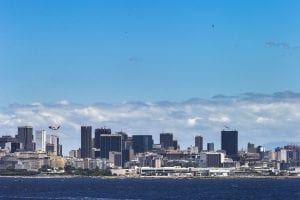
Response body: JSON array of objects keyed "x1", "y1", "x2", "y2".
[
  {"x1": 207, "y1": 143, "x2": 214, "y2": 152},
  {"x1": 195, "y1": 135, "x2": 203, "y2": 153},
  {"x1": 81, "y1": 126, "x2": 92, "y2": 158},
  {"x1": 100, "y1": 134, "x2": 122, "y2": 159},
  {"x1": 221, "y1": 130, "x2": 238, "y2": 158},
  {"x1": 17, "y1": 126, "x2": 34, "y2": 151},
  {"x1": 94, "y1": 128, "x2": 111, "y2": 149},
  {"x1": 132, "y1": 135, "x2": 153, "y2": 154},
  {"x1": 46, "y1": 134, "x2": 60, "y2": 156},
  {"x1": 160, "y1": 133, "x2": 173, "y2": 149},
  {"x1": 35, "y1": 130, "x2": 47, "y2": 152},
  {"x1": 94, "y1": 128, "x2": 111, "y2": 158}
]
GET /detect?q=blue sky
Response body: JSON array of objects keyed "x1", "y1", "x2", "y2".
[{"x1": 0, "y1": 0, "x2": 299, "y2": 105}]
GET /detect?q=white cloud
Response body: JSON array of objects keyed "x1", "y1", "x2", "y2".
[
  {"x1": 187, "y1": 117, "x2": 202, "y2": 127},
  {"x1": 256, "y1": 117, "x2": 274, "y2": 124},
  {"x1": 1, "y1": 92, "x2": 300, "y2": 154},
  {"x1": 208, "y1": 115, "x2": 231, "y2": 123}
]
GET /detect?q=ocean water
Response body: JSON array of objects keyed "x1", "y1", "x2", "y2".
[{"x1": 0, "y1": 177, "x2": 299, "y2": 200}]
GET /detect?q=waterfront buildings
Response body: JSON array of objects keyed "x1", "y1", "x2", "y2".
[{"x1": 2, "y1": 124, "x2": 300, "y2": 177}]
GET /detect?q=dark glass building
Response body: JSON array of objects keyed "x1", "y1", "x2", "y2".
[
  {"x1": 160, "y1": 133, "x2": 173, "y2": 149},
  {"x1": 221, "y1": 130, "x2": 238, "y2": 157},
  {"x1": 94, "y1": 128, "x2": 111, "y2": 158},
  {"x1": 81, "y1": 126, "x2": 92, "y2": 158},
  {"x1": 17, "y1": 126, "x2": 34, "y2": 151},
  {"x1": 207, "y1": 142, "x2": 214, "y2": 152},
  {"x1": 132, "y1": 135, "x2": 153, "y2": 154},
  {"x1": 195, "y1": 136, "x2": 203, "y2": 152},
  {"x1": 100, "y1": 134, "x2": 122, "y2": 159},
  {"x1": 94, "y1": 128, "x2": 111, "y2": 149}
]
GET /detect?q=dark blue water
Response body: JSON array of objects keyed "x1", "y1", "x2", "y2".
[{"x1": 0, "y1": 177, "x2": 299, "y2": 199}]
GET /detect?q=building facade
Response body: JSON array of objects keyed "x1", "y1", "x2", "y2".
[
  {"x1": 81, "y1": 126, "x2": 92, "y2": 158},
  {"x1": 221, "y1": 130, "x2": 238, "y2": 158},
  {"x1": 17, "y1": 126, "x2": 34, "y2": 151},
  {"x1": 35, "y1": 130, "x2": 47, "y2": 152},
  {"x1": 160, "y1": 133, "x2": 173, "y2": 149},
  {"x1": 195, "y1": 136, "x2": 203, "y2": 153},
  {"x1": 132, "y1": 135, "x2": 153, "y2": 154}
]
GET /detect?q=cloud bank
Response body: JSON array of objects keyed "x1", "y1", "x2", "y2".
[{"x1": 1, "y1": 91, "x2": 300, "y2": 154}]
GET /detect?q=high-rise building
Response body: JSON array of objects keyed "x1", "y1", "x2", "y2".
[
  {"x1": 100, "y1": 134, "x2": 122, "y2": 159},
  {"x1": 132, "y1": 135, "x2": 153, "y2": 154},
  {"x1": 195, "y1": 136, "x2": 203, "y2": 153},
  {"x1": 94, "y1": 128, "x2": 111, "y2": 149},
  {"x1": 160, "y1": 133, "x2": 173, "y2": 149},
  {"x1": 221, "y1": 130, "x2": 238, "y2": 158},
  {"x1": 35, "y1": 130, "x2": 47, "y2": 152},
  {"x1": 46, "y1": 134, "x2": 59, "y2": 156},
  {"x1": 81, "y1": 126, "x2": 92, "y2": 158},
  {"x1": 17, "y1": 126, "x2": 34, "y2": 151},
  {"x1": 207, "y1": 143, "x2": 214, "y2": 152}
]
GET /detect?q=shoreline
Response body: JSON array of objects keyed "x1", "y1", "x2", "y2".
[{"x1": 1, "y1": 175, "x2": 300, "y2": 179}]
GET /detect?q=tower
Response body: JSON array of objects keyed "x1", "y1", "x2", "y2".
[
  {"x1": 81, "y1": 126, "x2": 92, "y2": 158},
  {"x1": 221, "y1": 130, "x2": 238, "y2": 158},
  {"x1": 17, "y1": 126, "x2": 34, "y2": 151},
  {"x1": 195, "y1": 135, "x2": 203, "y2": 153}
]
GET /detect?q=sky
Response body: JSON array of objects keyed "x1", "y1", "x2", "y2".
[{"x1": 0, "y1": 1, "x2": 300, "y2": 154}]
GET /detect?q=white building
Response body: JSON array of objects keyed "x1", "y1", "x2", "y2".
[
  {"x1": 276, "y1": 149, "x2": 287, "y2": 162},
  {"x1": 35, "y1": 130, "x2": 47, "y2": 152}
]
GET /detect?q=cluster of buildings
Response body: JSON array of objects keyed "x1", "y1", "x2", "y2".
[
  {"x1": 0, "y1": 126, "x2": 64, "y2": 171},
  {"x1": 1, "y1": 125, "x2": 300, "y2": 177}
]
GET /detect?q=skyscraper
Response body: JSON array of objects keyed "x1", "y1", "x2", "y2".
[
  {"x1": 94, "y1": 128, "x2": 111, "y2": 158},
  {"x1": 81, "y1": 126, "x2": 92, "y2": 158},
  {"x1": 195, "y1": 135, "x2": 203, "y2": 153},
  {"x1": 100, "y1": 134, "x2": 122, "y2": 159},
  {"x1": 207, "y1": 143, "x2": 214, "y2": 152},
  {"x1": 160, "y1": 133, "x2": 173, "y2": 149},
  {"x1": 132, "y1": 135, "x2": 153, "y2": 154},
  {"x1": 221, "y1": 130, "x2": 238, "y2": 158},
  {"x1": 17, "y1": 126, "x2": 34, "y2": 151},
  {"x1": 94, "y1": 128, "x2": 111, "y2": 149},
  {"x1": 35, "y1": 130, "x2": 47, "y2": 152}
]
